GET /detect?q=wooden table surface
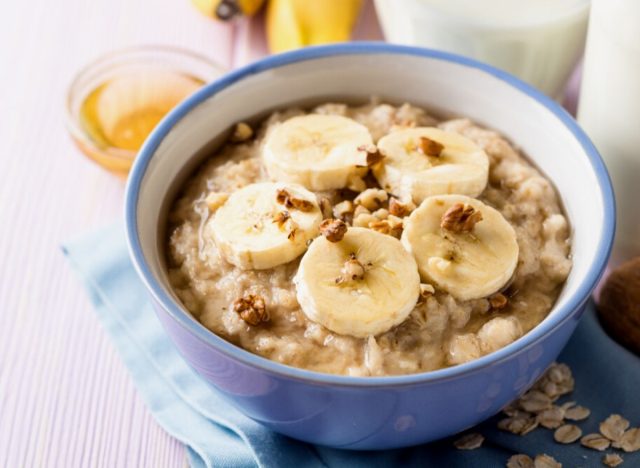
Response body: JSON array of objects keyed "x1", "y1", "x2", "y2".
[{"x1": 0, "y1": 1, "x2": 382, "y2": 466}]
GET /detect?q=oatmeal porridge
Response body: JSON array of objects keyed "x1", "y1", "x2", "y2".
[{"x1": 166, "y1": 100, "x2": 572, "y2": 376}]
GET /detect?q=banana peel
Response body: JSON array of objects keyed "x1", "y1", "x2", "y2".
[{"x1": 266, "y1": 0, "x2": 363, "y2": 53}]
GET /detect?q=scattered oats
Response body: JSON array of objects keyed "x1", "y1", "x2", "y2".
[
  {"x1": 419, "y1": 283, "x2": 435, "y2": 300},
  {"x1": 533, "y1": 454, "x2": 562, "y2": 468},
  {"x1": 603, "y1": 453, "x2": 624, "y2": 467},
  {"x1": 600, "y1": 415, "x2": 630, "y2": 442},
  {"x1": 581, "y1": 433, "x2": 611, "y2": 451},
  {"x1": 502, "y1": 401, "x2": 523, "y2": 417},
  {"x1": 548, "y1": 363, "x2": 571, "y2": 384},
  {"x1": 354, "y1": 188, "x2": 388, "y2": 211},
  {"x1": 453, "y1": 432, "x2": 484, "y2": 450},
  {"x1": 554, "y1": 424, "x2": 582, "y2": 444},
  {"x1": 229, "y1": 122, "x2": 253, "y2": 142},
  {"x1": 564, "y1": 405, "x2": 590, "y2": 421},
  {"x1": 618, "y1": 427, "x2": 640, "y2": 452},
  {"x1": 507, "y1": 454, "x2": 534, "y2": 468},
  {"x1": 537, "y1": 407, "x2": 565, "y2": 429},
  {"x1": 520, "y1": 390, "x2": 552, "y2": 413},
  {"x1": 498, "y1": 414, "x2": 538, "y2": 435}
]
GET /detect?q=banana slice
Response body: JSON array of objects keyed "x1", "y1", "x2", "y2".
[
  {"x1": 294, "y1": 227, "x2": 420, "y2": 338},
  {"x1": 401, "y1": 195, "x2": 518, "y2": 301},
  {"x1": 208, "y1": 182, "x2": 322, "y2": 270},
  {"x1": 373, "y1": 127, "x2": 489, "y2": 204},
  {"x1": 262, "y1": 114, "x2": 373, "y2": 191}
]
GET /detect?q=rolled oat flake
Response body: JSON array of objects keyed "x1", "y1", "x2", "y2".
[
  {"x1": 603, "y1": 453, "x2": 624, "y2": 467},
  {"x1": 554, "y1": 424, "x2": 582, "y2": 444},
  {"x1": 619, "y1": 427, "x2": 640, "y2": 452},
  {"x1": 453, "y1": 432, "x2": 484, "y2": 450},
  {"x1": 533, "y1": 453, "x2": 562, "y2": 468},
  {"x1": 580, "y1": 433, "x2": 611, "y2": 451},
  {"x1": 600, "y1": 414, "x2": 630, "y2": 441},
  {"x1": 506, "y1": 454, "x2": 534, "y2": 468}
]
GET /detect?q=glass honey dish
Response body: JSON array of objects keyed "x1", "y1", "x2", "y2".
[{"x1": 66, "y1": 46, "x2": 224, "y2": 178}]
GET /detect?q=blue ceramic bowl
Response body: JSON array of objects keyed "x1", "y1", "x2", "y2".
[{"x1": 125, "y1": 43, "x2": 615, "y2": 449}]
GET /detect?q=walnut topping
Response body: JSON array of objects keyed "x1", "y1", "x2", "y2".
[
  {"x1": 233, "y1": 294, "x2": 269, "y2": 326},
  {"x1": 358, "y1": 144, "x2": 385, "y2": 167},
  {"x1": 229, "y1": 122, "x2": 253, "y2": 143},
  {"x1": 366, "y1": 151, "x2": 385, "y2": 166},
  {"x1": 287, "y1": 228, "x2": 297, "y2": 241},
  {"x1": 332, "y1": 200, "x2": 354, "y2": 221},
  {"x1": 419, "y1": 283, "x2": 435, "y2": 303},
  {"x1": 369, "y1": 218, "x2": 403, "y2": 238},
  {"x1": 320, "y1": 218, "x2": 348, "y2": 243},
  {"x1": 272, "y1": 211, "x2": 290, "y2": 229},
  {"x1": 489, "y1": 292, "x2": 508, "y2": 310},
  {"x1": 276, "y1": 189, "x2": 314, "y2": 212},
  {"x1": 318, "y1": 196, "x2": 333, "y2": 219},
  {"x1": 336, "y1": 253, "x2": 365, "y2": 284},
  {"x1": 388, "y1": 197, "x2": 415, "y2": 217},
  {"x1": 440, "y1": 203, "x2": 483, "y2": 233},
  {"x1": 354, "y1": 188, "x2": 388, "y2": 211},
  {"x1": 417, "y1": 136, "x2": 444, "y2": 157}
]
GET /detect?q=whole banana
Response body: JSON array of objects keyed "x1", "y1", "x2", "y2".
[
  {"x1": 191, "y1": 0, "x2": 265, "y2": 20},
  {"x1": 266, "y1": 0, "x2": 363, "y2": 53}
]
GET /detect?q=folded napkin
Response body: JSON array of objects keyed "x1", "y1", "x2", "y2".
[{"x1": 63, "y1": 224, "x2": 640, "y2": 468}]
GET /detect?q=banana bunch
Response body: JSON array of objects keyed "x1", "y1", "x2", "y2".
[
  {"x1": 191, "y1": 0, "x2": 265, "y2": 21},
  {"x1": 207, "y1": 114, "x2": 520, "y2": 339},
  {"x1": 266, "y1": 0, "x2": 363, "y2": 53}
]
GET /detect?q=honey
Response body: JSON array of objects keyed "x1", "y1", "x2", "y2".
[{"x1": 74, "y1": 70, "x2": 204, "y2": 177}]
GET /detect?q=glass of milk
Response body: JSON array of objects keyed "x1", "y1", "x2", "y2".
[
  {"x1": 374, "y1": 0, "x2": 590, "y2": 98},
  {"x1": 578, "y1": 0, "x2": 640, "y2": 264}
]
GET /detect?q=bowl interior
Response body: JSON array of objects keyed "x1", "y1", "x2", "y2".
[{"x1": 128, "y1": 46, "x2": 612, "y2": 380}]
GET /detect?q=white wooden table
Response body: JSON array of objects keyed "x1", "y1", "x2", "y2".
[{"x1": 0, "y1": 1, "x2": 382, "y2": 466}]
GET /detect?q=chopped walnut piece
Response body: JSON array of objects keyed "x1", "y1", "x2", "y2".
[
  {"x1": 320, "y1": 218, "x2": 348, "y2": 243},
  {"x1": 333, "y1": 200, "x2": 354, "y2": 220},
  {"x1": 272, "y1": 211, "x2": 290, "y2": 229},
  {"x1": 441, "y1": 203, "x2": 483, "y2": 233},
  {"x1": 233, "y1": 294, "x2": 269, "y2": 326},
  {"x1": 287, "y1": 228, "x2": 297, "y2": 241},
  {"x1": 370, "y1": 219, "x2": 403, "y2": 238},
  {"x1": 417, "y1": 136, "x2": 444, "y2": 157},
  {"x1": 354, "y1": 188, "x2": 388, "y2": 211},
  {"x1": 489, "y1": 292, "x2": 508, "y2": 310},
  {"x1": 420, "y1": 283, "x2": 435, "y2": 296},
  {"x1": 388, "y1": 197, "x2": 415, "y2": 217},
  {"x1": 229, "y1": 122, "x2": 253, "y2": 143},
  {"x1": 276, "y1": 189, "x2": 314, "y2": 212},
  {"x1": 336, "y1": 253, "x2": 365, "y2": 284},
  {"x1": 366, "y1": 151, "x2": 385, "y2": 166}
]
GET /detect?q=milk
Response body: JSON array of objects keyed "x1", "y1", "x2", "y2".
[
  {"x1": 578, "y1": 0, "x2": 640, "y2": 264},
  {"x1": 374, "y1": 0, "x2": 590, "y2": 97}
]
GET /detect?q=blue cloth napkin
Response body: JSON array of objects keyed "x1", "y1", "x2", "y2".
[{"x1": 63, "y1": 224, "x2": 640, "y2": 468}]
